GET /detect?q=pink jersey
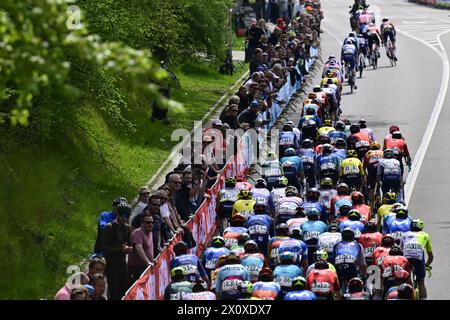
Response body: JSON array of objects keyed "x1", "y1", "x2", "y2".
[{"x1": 359, "y1": 13, "x2": 371, "y2": 25}]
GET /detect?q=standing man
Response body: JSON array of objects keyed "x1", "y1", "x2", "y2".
[{"x1": 130, "y1": 187, "x2": 150, "y2": 226}]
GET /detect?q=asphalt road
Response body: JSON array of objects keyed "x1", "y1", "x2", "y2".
[{"x1": 317, "y1": 0, "x2": 450, "y2": 299}]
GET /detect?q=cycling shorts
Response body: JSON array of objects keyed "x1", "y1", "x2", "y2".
[
  {"x1": 383, "y1": 31, "x2": 395, "y2": 44},
  {"x1": 381, "y1": 177, "x2": 401, "y2": 194},
  {"x1": 409, "y1": 258, "x2": 426, "y2": 281},
  {"x1": 367, "y1": 166, "x2": 378, "y2": 188},
  {"x1": 367, "y1": 33, "x2": 380, "y2": 48},
  {"x1": 342, "y1": 175, "x2": 363, "y2": 191},
  {"x1": 343, "y1": 55, "x2": 356, "y2": 70}
]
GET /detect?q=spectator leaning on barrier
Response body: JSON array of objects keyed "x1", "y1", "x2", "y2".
[
  {"x1": 130, "y1": 187, "x2": 150, "y2": 224},
  {"x1": 223, "y1": 104, "x2": 240, "y2": 130},
  {"x1": 101, "y1": 202, "x2": 132, "y2": 300},
  {"x1": 54, "y1": 272, "x2": 90, "y2": 300},
  {"x1": 219, "y1": 95, "x2": 240, "y2": 122},
  {"x1": 157, "y1": 189, "x2": 177, "y2": 241},
  {"x1": 175, "y1": 170, "x2": 196, "y2": 221},
  {"x1": 238, "y1": 100, "x2": 260, "y2": 129}
]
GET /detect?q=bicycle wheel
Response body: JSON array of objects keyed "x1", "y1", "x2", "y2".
[
  {"x1": 359, "y1": 56, "x2": 364, "y2": 78},
  {"x1": 373, "y1": 53, "x2": 378, "y2": 70}
]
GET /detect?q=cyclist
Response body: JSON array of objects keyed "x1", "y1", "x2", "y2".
[
  {"x1": 271, "y1": 176, "x2": 289, "y2": 208},
  {"x1": 276, "y1": 186, "x2": 303, "y2": 225},
  {"x1": 223, "y1": 213, "x2": 249, "y2": 249},
  {"x1": 180, "y1": 280, "x2": 217, "y2": 300},
  {"x1": 232, "y1": 189, "x2": 255, "y2": 220},
  {"x1": 302, "y1": 96, "x2": 321, "y2": 118},
  {"x1": 252, "y1": 267, "x2": 282, "y2": 300},
  {"x1": 383, "y1": 125, "x2": 403, "y2": 147},
  {"x1": 306, "y1": 258, "x2": 342, "y2": 300},
  {"x1": 298, "y1": 112, "x2": 321, "y2": 142},
  {"x1": 364, "y1": 142, "x2": 384, "y2": 204},
  {"x1": 170, "y1": 241, "x2": 209, "y2": 284},
  {"x1": 299, "y1": 139, "x2": 317, "y2": 188},
  {"x1": 372, "y1": 234, "x2": 396, "y2": 267},
  {"x1": 356, "y1": 32, "x2": 369, "y2": 68},
  {"x1": 351, "y1": 191, "x2": 371, "y2": 222},
  {"x1": 397, "y1": 283, "x2": 415, "y2": 300},
  {"x1": 241, "y1": 240, "x2": 266, "y2": 283},
  {"x1": 210, "y1": 255, "x2": 228, "y2": 292},
  {"x1": 321, "y1": 69, "x2": 343, "y2": 92},
  {"x1": 164, "y1": 267, "x2": 193, "y2": 300},
  {"x1": 203, "y1": 236, "x2": 230, "y2": 277},
  {"x1": 339, "y1": 209, "x2": 365, "y2": 239},
  {"x1": 340, "y1": 149, "x2": 366, "y2": 192},
  {"x1": 341, "y1": 39, "x2": 358, "y2": 89},
  {"x1": 261, "y1": 152, "x2": 285, "y2": 191},
  {"x1": 347, "y1": 123, "x2": 372, "y2": 160},
  {"x1": 330, "y1": 183, "x2": 352, "y2": 221},
  {"x1": 279, "y1": 123, "x2": 300, "y2": 157},
  {"x1": 318, "y1": 224, "x2": 342, "y2": 264},
  {"x1": 268, "y1": 223, "x2": 292, "y2": 270},
  {"x1": 400, "y1": 219, "x2": 433, "y2": 300},
  {"x1": 343, "y1": 277, "x2": 371, "y2": 300},
  {"x1": 237, "y1": 281, "x2": 260, "y2": 300},
  {"x1": 285, "y1": 120, "x2": 301, "y2": 142},
  {"x1": 384, "y1": 269, "x2": 411, "y2": 300},
  {"x1": 315, "y1": 134, "x2": 333, "y2": 156},
  {"x1": 235, "y1": 173, "x2": 253, "y2": 191},
  {"x1": 306, "y1": 249, "x2": 338, "y2": 277},
  {"x1": 367, "y1": 23, "x2": 382, "y2": 59},
  {"x1": 278, "y1": 237, "x2": 309, "y2": 272},
  {"x1": 380, "y1": 245, "x2": 411, "y2": 297},
  {"x1": 380, "y1": 18, "x2": 397, "y2": 61},
  {"x1": 273, "y1": 251, "x2": 303, "y2": 294},
  {"x1": 328, "y1": 121, "x2": 347, "y2": 145},
  {"x1": 216, "y1": 177, "x2": 239, "y2": 234},
  {"x1": 245, "y1": 202, "x2": 274, "y2": 256},
  {"x1": 376, "y1": 191, "x2": 396, "y2": 227},
  {"x1": 381, "y1": 203, "x2": 404, "y2": 235},
  {"x1": 317, "y1": 120, "x2": 335, "y2": 138},
  {"x1": 377, "y1": 148, "x2": 402, "y2": 200},
  {"x1": 316, "y1": 144, "x2": 340, "y2": 186},
  {"x1": 301, "y1": 188, "x2": 327, "y2": 223},
  {"x1": 359, "y1": 221, "x2": 383, "y2": 265},
  {"x1": 301, "y1": 208, "x2": 328, "y2": 263},
  {"x1": 252, "y1": 178, "x2": 275, "y2": 216},
  {"x1": 319, "y1": 177, "x2": 338, "y2": 218},
  {"x1": 343, "y1": 31, "x2": 359, "y2": 50},
  {"x1": 284, "y1": 276, "x2": 317, "y2": 300},
  {"x1": 333, "y1": 138, "x2": 348, "y2": 162},
  {"x1": 215, "y1": 252, "x2": 250, "y2": 300},
  {"x1": 229, "y1": 232, "x2": 251, "y2": 258},
  {"x1": 280, "y1": 148, "x2": 305, "y2": 192},
  {"x1": 389, "y1": 207, "x2": 412, "y2": 242},
  {"x1": 335, "y1": 204, "x2": 352, "y2": 226},
  {"x1": 358, "y1": 8, "x2": 372, "y2": 29},
  {"x1": 384, "y1": 131, "x2": 412, "y2": 177}
]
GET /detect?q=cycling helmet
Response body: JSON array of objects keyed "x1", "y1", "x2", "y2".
[
  {"x1": 225, "y1": 177, "x2": 236, "y2": 187},
  {"x1": 389, "y1": 245, "x2": 403, "y2": 256},
  {"x1": 320, "y1": 177, "x2": 334, "y2": 188},
  {"x1": 238, "y1": 281, "x2": 254, "y2": 295},
  {"x1": 381, "y1": 235, "x2": 395, "y2": 248},
  {"x1": 339, "y1": 204, "x2": 352, "y2": 216},
  {"x1": 335, "y1": 121, "x2": 345, "y2": 131},
  {"x1": 341, "y1": 228, "x2": 355, "y2": 241},
  {"x1": 236, "y1": 173, "x2": 247, "y2": 182},
  {"x1": 318, "y1": 135, "x2": 331, "y2": 144},
  {"x1": 290, "y1": 227, "x2": 302, "y2": 239},
  {"x1": 173, "y1": 241, "x2": 189, "y2": 256},
  {"x1": 306, "y1": 208, "x2": 321, "y2": 217},
  {"x1": 275, "y1": 223, "x2": 289, "y2": 236},
  {"x1": 284, "y1": 148, "x2": 297, "y2": 157},
  {"x1": 308, "y1": 93, "x2": 317, "y2": 99},
  {"x1": 116, "y1": 202, "x2": 131, "y2": 218},
  {"x1": 411, "y1": 219, "x2": 424, "y2": 231},
  {"x1": 351, "y1": 191, "x2": 364, "y2": 204},
  {"x1": 171, "y1": 266, "x2": 186, "y2": 278},
  {"x1": 285, "y1": 185, "x2": 299, "y2": 197},
  {"x1": 337, "y1": 183, "x2": 350, "y2": 195},
  {"x1": 371, "y1": 141, "x2": 380, "y2": 150},
  {"x1": 244, "y1": 240, "x2": 259, "y2": 253},
  {"x1": 383, "y1": 191, "x2": 397, "y2": 204},
  {"x1": 255, "y1": 178, "x2": 267, "y2": 188},
  {"x1": 349, "y1": 124, "x2": 360, "y2": 134},
  {"x1": 237, "y1": 189, "x2": 253, "y2": 200},
  {"x1": 301, "y1": 139, "x2": 313, "y2": 149},
  {"x1": 329, "y1": 223, "x2": 340, "y2": 232},
  {"x1": 348, "y1": 209, "x2": 361, "y2": 221},
  {"x1": 392, "y1": 131, "x2": 402, "y2": 139},
  {"x1": 349, "y1": 31, "x2": 356, "y2": 37},
  {"x1": 193, "y1": 279, "x2": 207, "y2": 291},
  {"x1": 278, "y1": 176, "x2": 289, "y2": 187},
  {"x1": 113, "y1": 196, "x2": 128, "y2": 207},
  {"x1": 307, "y1": 188, "x2": 320, "y2": 201},
  {"x1": 267, "y1": 151, "x2": 278, "y2": 161},
  {"x1": 322, "y1": 143, "x2": 333, "y2": 155},
  {"x1": 279, "y1": 251, "x2": 296, "y2": 263},
  {"x1": 346, "y1": 149, "x2": 358, "y2": 158},
  {"x1": 335, "y1": 138, "x2": 347, "y2": 149},
  {"x1": 315, "y1": 249, "x2": 328, "y2": 261},
  {"x1": 283, "y1": 123, "x2": 293, "y2": 131},
  {"x1": 238, "y1": 233, "x2": 251, "y2": 245},
  {"x1": 292, "y1": 276, "x2": 307, "y2": 290},
  {"x1": 226, "y1": 252, "x2": 241, "y2": 263},
  {"x1": 345, "y1": 39, "x2": 353, "y2": 44},
  {"x1": 212, "y1": 236, "x2": 225, "y2": 248},
  {"x1": 359, "y1": 119, "x2": 367, "y2": 128},
  {"x1": 323, "y1": 119, "x2": 333, "y2": 127},
  {"x1": 217, "y1": 254, "x2": 228, "y2": 268},
  {"x1": 395, "y1": 207, "x2": 408, "y2": 219},
  {"x1": 313, "y1": 86, "x2": 322, "y2": 93},
  {"x1": 397, "y1": 283, "x2": 414, "y2": 300},
  {"x1": 365, "y1": 221, "x2": 378, "y2": 233},
  {"x1": 231, "y1": 212, "x2": 246, "y2": 224},
  {"x1": 328, "y1": 55, "x2": 336, "y2": 60},
  {"x1": 259, "y1": 267, "x2": 273, "y2": 279},
  {"x1": 348, "y1": 278, "x2": 364, "y2": 294},
  {"x1": 389, "y1": 125, "x2": 400, "y2": 134},
  {"x1": 382, "y1": 18, "x2": 389, "y2": 23}
]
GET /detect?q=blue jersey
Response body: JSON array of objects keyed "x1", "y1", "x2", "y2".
[
  {"x1": 390, "y1": 217, "x2": 413, "y2": 234},
  {"x1": 316, "y1": 154, "x2": 340, "y2": 174},
  {"x1": 301, "y1": 201, "x2": 327, "y2": 223},
  {"x1": 252, "y1": 188, "x2": 275, "y2": 210},
  {"x1": 170, "y1": 254, "x2": 207, "y2": 282},
  {"x1": 278, "y1": 238, "x2": 308, "y2": 265},
  {"x1": 300, "y1": 220, "x2": 328, "y2": 246},
  {"x1": 299, "y1": 115, "x2": 322, "y2": 129},
  {"x1": 339, "y1": 220, "x2": 365, "y2": 238},
  {"x1": 216, "y1": 264, "x2": 250, "y2": 299},
  {"x1": 280, "y1": 156, "x2": 304, "y2": 174},
  {"x1": 342, "y1": 44, "x2": 357, "y2": 58},
  {"x1": 241, "y1": 254, "x2": 265, "y2": 283},
  {"x1": 246, "y1": 214, "x2": 274, "y2": 254},
  {"x1": 279, "y1": 131, "x2": 299, "y2": 149},
  {"x1": 284, "y1": 290, "x2": 317, "y2": 300},
  {"x1": 202, "y1": 247, "x2": 230, "y2": 276},
  {"x1": 382, "y1": 213, "x2": 396, "y2": 234},
  {"x1": 328, "y1": 130, "x2": 347, "y2": 145},
  {"x1": 252, "y1": 281, "x2": 282, "y2": 300},
  {"x1": 298, "y1": 148, "x2": 316, "y2": 172},
  {"x1": 273, "y1": 264, "x2": 302, "y2": 289},
  {"x1": 333, "y1": 149, "x2": 347, "y2": 162},
  {"x1": 333, "y1": 241, "x2": 365, "y2": 278}
]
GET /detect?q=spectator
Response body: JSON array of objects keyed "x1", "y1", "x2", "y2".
[
  {"x1": 236, "y1": 86, "x2": 250, "y2": 113},
  {"x1": 250, "y1": 48, "x2": 264, "y2": 74},
  {"x1": 93, "y1": 196, "x2": 128, "y2": 254},
  {"x1": 157, "y1": 189, "x2": 177, "y2": 242},
  {"x1": 175, "y1": 171, "x2": 196, "y2": 221},
  {"x1": 219, "y1": 96, "x2": 240, "y2": 121},
  {"x1": 245, "y1": 72, "x2": 261, "y2": 91},
  {"x1": 269, "y1": 27, "x2": 283, "y2": 46},
  {"x1": 167, "y1": 174, "x2": 187, "y2": 231},
  {"x1": 70, "y1": 285, "x2": 89, "y2": 300},
  {"x1": 54, "y1": 272, "x2": 90, "y2": 300},
  {"x1": 259, "y1": 35, "x2": 269, "y2": 52},
  {"x1": 238, "y1": 100, "x2": 260, "y2": 129},
  {"x1": 259, "y1": 19, "x2": 271, "y2": 37},
  {"x1": 223, "y1": 104, "x2": 240, "y2": 130},
  {"x1": 246, "y1": 18, "x2": 264, "y2": 62},
  {"x1": 101, "y1": 202, "x2": 132, "y2": 300},
  {"x1": 130, "y1": 187, "x2": 150, "y2": 224},
  {"x1": 128, "y1": 213, "x2": 155, "y2": 285},
  {"x1": 87, "y1": 257, "x2": 106, "y2": 279},
  {"x1": 246, "y1": 83, "x2": 260, "y2": 105},
  {"x1": 91, "y1": 273, "x2": 107, "y2": 300}
]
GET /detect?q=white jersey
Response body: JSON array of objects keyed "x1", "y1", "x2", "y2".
[
  {"x1": 318, "y1": 232, "x2": 342, "y2": 254},
  {"x1": 401, "y1": 231, "x2": 425, "y2": 261},
  {"x1": 287, "y1": 217, "x2": 308, "y2": 234},
  {"x1": 377, "y1": 158, "x2": 401, "y2": 177},
  {"x1": 181, "y1": 291, "x2": 217, "y2": 300},
  {"x1": 278, "y1": 196, "x2": 303, "y2": 215},
  {"x1": 319, "y1": 189, "x2": 337, "y2": 212},
  {"x1": 271, "y1": 187, "x2": 286, "y2": 207}
]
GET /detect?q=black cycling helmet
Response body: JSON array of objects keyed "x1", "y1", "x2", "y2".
[
  {"x1": 339, "y1": 204, "x2": 352, "y2": 216},
  {"x1": 318, "y1": 135, "x2": 331, "y2": 144},
  {"x1": 364, "y1": 221, "x2": 377, "y2": 233},
  {"x1": 397, "y1": 283, "x2": 414, "y2": 300},
  {"x1": 337, "y1": 183, "x2": 350, "y2": 195},
  {"x1": 335, "y1": 138, "x2": 347, "y2": 149},
  {"x1": 322, "y1": 144, "x2": 333, "y2": 155},
  {"x1": 301, "y1": 139, "x2": 313, "y2": 149},
  {"x1": 320, "y1": 177, "x2": 333, "y2": 188},
  {"x1": 238, "y1": 233, "x2": 251, "y2": 245},
  {"x1": 225, "y1": 177, "x2": 236, "y2": 188},
  {"x1": 348, "y1": 277, "x2": 364, "y2": 293},
  {"x1": 275, "y1": 223, "x2": 289, "y2": 236},
  {"x1": 359, "y1": 119, "x2": 367, "y2": 128},
  {"x1": 389, "y1": 245, "x2": 403, "y2": 256},
  {"x1": 350, "y1": 124, "x2": 360, "y2": 134},
  {"x1": 244, "y1": 240, "x2": 259, "y2": 253},
  {"x1": 255, "y1": 178, "x2": 267, "y2": 189},
  {"x1": 335, "y1": 121, "x2": 345, "y2": 131},
  {"x1": 329, "y1": 223, "x2": 340, "y2": 232},
  {"x1": 173, "y1": 241, "x2": 189, "y2": 256},
  {"x1": 395, "y1": 207, "x2": 409, "y2": 219},
  {"x1": 306, "y1": 188, "x2": 320, "y2": 201},
  {"x1": 113, "y1": 196, "x2": 128, "y2": 207},
  {"x1": 381, "y1": 235, "x2": 395, "y2": 248},
  {"x1": 292, "y1": 276, "x2": 307, "y2": 290},
  {"x1": 341, "y1": 228, "x2": 355, "y2": 241},
  {"x1": 392, "y1": 131, "x2": 402, "y2": 139},
  {"x1": 348, "y1": 209, "x2": 361, "y2": 221}
]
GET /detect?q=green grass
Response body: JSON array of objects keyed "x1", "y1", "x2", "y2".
[
  {"x1": 232, "y1": 34, "x2": 246, "y2": 52},
  {"x1": 0, "y1": 59, "x2": 247, "y2": 299}
]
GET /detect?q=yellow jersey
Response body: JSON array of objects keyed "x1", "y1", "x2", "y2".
[
  {"x1": 377, "y1": 204, "x2": 393, "y2": 225},
  {"x1": 340, "y1": 158, "x2": 364, "y2": 177},
  {"x1": 232, "y1": 199, "x2": 255, "y2": 219},
  {"x1": 317, "y1": 126, "x2": 335, "y2": 138}
]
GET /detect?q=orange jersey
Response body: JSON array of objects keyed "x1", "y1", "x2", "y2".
[
  {"x1": 359, "y1": 232, "x2": 383, "y2": 260},
  {"x1": 364, "y1": 150, "x2": 383, "y2": 170},
  {"x1": 307, "y1": 269, "x2": 340, "y2": 297},
  {"x1": 381, "y1": 256, "x2": 410, "y2": 281},
  {"x1": 384, "y1": 138, "x2": 410, "y2": 157},
  {"x1": 352, "y1": 204, "x2": 371, "y2": 222},
  {"x1": 372, "y1": 246, "x2": 390, "y2": 266}
]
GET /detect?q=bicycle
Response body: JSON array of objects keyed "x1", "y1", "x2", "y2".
[
  {"x1": 411, "y1": 264, "x2": 432, "y2": 300},
  {"x1": 345, "y1": 62, "x2": 356, "y2": 94},
  {"x1": 385, "y1": 39, "x2": 396, "y2": 67},
  {"x1": 358, "y1": 52, "x2": 365, "y2": 78},
  {"x1": 370, "y1": 45, "x2": 379, "y2": 70}
]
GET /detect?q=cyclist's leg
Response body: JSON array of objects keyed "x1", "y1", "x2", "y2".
[{"x1": 410, "y1": 258, "x2": 427, "y2": 299}]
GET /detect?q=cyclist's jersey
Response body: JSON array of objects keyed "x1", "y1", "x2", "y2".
[
  {"x1": 360, "y1": 128, "x2": 375, "y2": 142},
  {"x1": 381, "y1": 256, "x2": 410, "y2": 282},
  {"x1": 277, "y1": 196, "x2": 303, "y2": 223},
  {"x1": 390, "y1": 217, "x2": 413, "y2": 241},
  {"x1": 400, "y1": 231, "x2": 432, "y2": 261},
  {"x1": 364, "y1": 150, "x2": 383, "y2": 171},
  {"x1": 381, "y1": 22, "x2": 395, "y2": 35},
  {"x1": 232, "y1": 199, "x2": 255, "y2": 219},
  {"x1": 170, "y1": 254, "x2": 207, "y2": 282},
  {"x1": 340, "y1": 158, "x2": 364, "y2": 178},
  {"x1": 280, "y1": 156, "x2": 304, "y2": 180},
  {"x1": 284, "y1": 290, "x2": 317, "y2": 300},
  {"x1": 274, "y1": 264, "x2": 303, "y2": 289},
  {"x1": 377, "y1": 158, "x2": 401, "y2": 180},
  {"x1": 384, "y1": 138, "x2": 410, "y2": 158},
  {"x1": 330, "y1": 195, "x2": 352, "y2": 216},
  {"x1": 299, "y1": 115, "x2": 322, "y2": 129},
  {"x1": 164, "y1": 281, "x2": 194, "y2": 300},
  {"x1": 236, "y1": 181, "x2": 253, "y2": 191},
  {"x1": 279, "y1": 131, "x2": 298, "y2": 148},
  {"x1": 319, "y1": 189, "x2": 338, "y2": 213},
  {"x1": 357, "y1": 36, "x2": 368, "y2": 50},
  {"x1": 333, "y1": 149, "x2": 347, "y2": 162},
  {"x1": 252, "y1": 281, "x2": 281, "y2": 300},
  {"x1": 328, "y1": 130, "x2": 347, "y2": 145},
  {"x1": 342, "y1": 44, "x2": 357, "y2": 59},
  {"x1": 301, "y1": 201, "x2": 327, "y2": 222},
  {"x1": 246, "y1": 214, "x2": 274, "y2": 251},
  {"x1": 323, "y1": 66, "x2": 342, "y2": 81},
  {"x1": 358, "y1": 232, "x2": 383, "y2": 261},
  {"x1": 306, "y1": 269, "x2": 340, "y2": 299},
  {"x1": 339, "y1": 220, "x2": 365, "y2": 239},
  {"x1": 353, "y1": 203, "x2": 371, "y2": 222},
  {"x1": 301, "y1": 220, "x2": 328, "y2": 246},
  {"x1": 241, "y1": 253, "x2": 266, "y2": 283},
  {"x1": 368, "y1": 25, "x2": 381, "y2": 37},
  {"x1": 343, "y1": 291, "x2": 371, "y2": 300},
  {"x1": 306, "y1": 262, "x2": 337, "y2": 277},
  {"x1": 278, "y1": 238, "x2": 309, "y2": 265},
  {"x1": 298, "y1": 148, "x2": 317, "y2": 172},
  {"x1": 271, "y1": 187, "x2": 286, "y2": 207},
  {"x1": 316, "y1": 154, "x2": 340, "y2": 175},
  {"x1": 320, "y1": 77, "x2": 341, "y2": 90},
  {"x1": 252, "y1": 188, "x2": 275, "y2": 210},
  {"x1": 215, "y1": 264, "x2": 250, "y2": 299},
  {"x1": 315, "y1": 92, "x2": 329, "y2": 106},
  {"x1": 359, "y1": 12, "x2": 372, "y2": 25},
  {"x1": 372, "y1": 246, "x2": 391, "y2": 267},
  {"x1": 180, "y1": 291, "x2": 217, "y2": 300},
  {"x1": 317, "y1": 126, "x2": 335, "y2": 138},
  {"x1": 377, "y1": 204, "x2": 393, "y2": 225},
  {"x1": 318, "y1": 232, "x2": 342, "y2": 258},
  {"x1": 217, "y1": 188, "x2": 239, "y2": 217},
  {"x1": 262, "y1": 160, "x2": 284, "y2": 186},
  {"x1": 223, "y1": 226, "x2": 249, "y2": 249},
  {"x1": 348, "y1": 132, "x2": 371, "y2": 154},
  {"x1": 286, "y1": 217, "x2": 308, "y2": 234},
  {"x1": 333, "y1": 241, "x2": 365, "y2": 277},
  {"x1": 203, "y1": 247, "x2": 230, "y2": 276},
  {"x1": 229, "y1": 244, "x2": 245, "y2": 258},
  {"x1": 268, "y1": 236, "x2": 292, "y2": 268},
  {"x1": 381, "y1": 212, "x2": 396, "y2": 235},
  {"x1": 302, "y1": 103, "x2": 320, "y2": 116}
]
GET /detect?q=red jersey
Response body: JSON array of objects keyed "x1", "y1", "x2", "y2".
[
  {"x1": 372, "y1": 246, "x2": 390, "y2": 266},
  {"x1": 384, "y1": 138, "x2": 410, "y2": 157},
  {"x1": 330, "y1": 195, "x2": 352, "y2": 216},
  {"x1": 383, "y1": 134, "x2": 405, "y2": 149},
  {"x1": 353, "y1": 204, "x2": 371, "y2": 222},
  {"x1": 236, "y1": 181, "x2": 253, "y2": 191},
  {"x1": 364, "y1": 150, "x2": 383, "y2": 170},
  {"x1": 381, "y1": 256, "x2": 410, "y2": 281},
  {"x1": 359, "y1": 232, "x2": 383, "y2": 260},
  {"x1": 315, "y1": 144, "x2": 324, "y2": 155},
  {"x1": 307, "y1": 269, "x2": 340, "y2": 298}
]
